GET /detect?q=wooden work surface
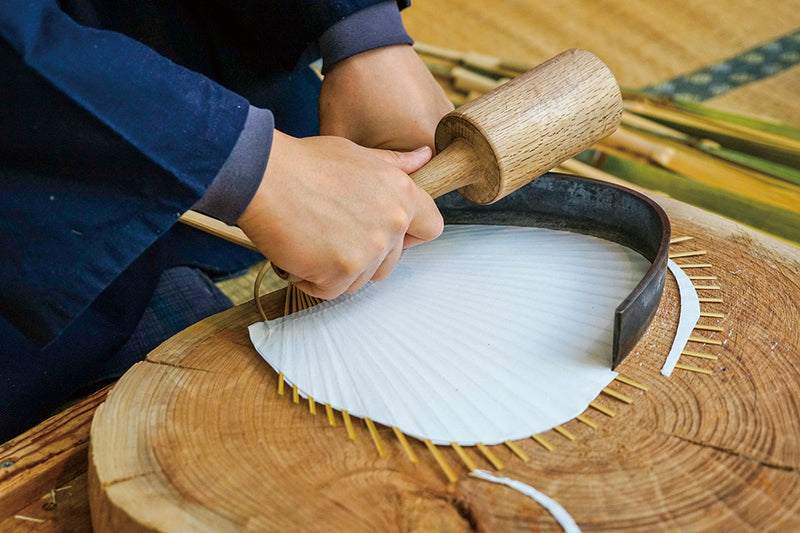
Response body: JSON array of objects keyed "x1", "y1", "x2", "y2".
[
  {"x1": 2, "y1": 1, "x2": 800, "y2": 531},
  {"x1": 88, "y1": 195, "x2": 800, "y2": 531},
  {"x1": 2, "y1": 197, "x2": 800, "y2": 531},
  {"x1": 0, "y1": 190, "x2": 800, "y2": 531}
]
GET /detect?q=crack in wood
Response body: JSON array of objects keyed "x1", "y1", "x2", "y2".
[
  {"x1": 428, "y1": 492, "x2": 482, "y2": 532},
  {"x1": 671, "y1": 434, "x2": 800, "y2": 475},
  {"x1": 99, "y1": 471, "x2": 155, "y2": 490},
  {"x1": 142, "y1": 358, "x2": 214, "y2": 374}
]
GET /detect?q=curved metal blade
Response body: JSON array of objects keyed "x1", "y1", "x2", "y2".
[{"x1": 436, "y1": 172, "x2": 671, "y2": 369}]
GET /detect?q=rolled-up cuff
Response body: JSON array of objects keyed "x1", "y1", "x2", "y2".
[
  {"x1": 192, "y1": 106, "x2": 274, "y2": 225},
  {"x1": 319, "y1": 1, "x2": 413, "y2": 74}
]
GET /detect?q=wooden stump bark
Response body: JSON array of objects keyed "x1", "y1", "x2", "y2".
[{"x1": 89, "y1": 195, "x2": 800, "y2": 532}]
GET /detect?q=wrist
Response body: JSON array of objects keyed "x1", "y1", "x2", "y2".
[{"x1": 237, "y1": 130, "x2": 296, "y2": 232}]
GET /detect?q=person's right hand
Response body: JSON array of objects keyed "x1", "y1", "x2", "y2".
[{"x1": 236, "y1": 130, "x2": 443, "y2": 300}]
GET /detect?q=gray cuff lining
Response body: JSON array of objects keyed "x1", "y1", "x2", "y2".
[
  {"x1": 192, "y1": 106, "x2": 274, "y2": 225},
  {"x1": 318, "y1": 1, "x2": 413, "y2": 74}
]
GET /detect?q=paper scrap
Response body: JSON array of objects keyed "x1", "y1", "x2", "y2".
[
  {"x1": 470, "y1": 470, "x2": 581, "y2": 533},
  {"x1": 661, "y1": 259, "x2": 701, "y2": 377}
]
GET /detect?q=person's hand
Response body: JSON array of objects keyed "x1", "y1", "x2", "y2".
[
  {"x1": 318, "y1": 44, "x2": 454, "y2": 152},
  {"x1": 236, "y1": 130, "x2": 443, "y2": 300}
]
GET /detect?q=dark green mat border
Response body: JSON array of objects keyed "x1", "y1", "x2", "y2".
[{"x1": 642, "y1": 28, "x2": 800, "y2": 101}]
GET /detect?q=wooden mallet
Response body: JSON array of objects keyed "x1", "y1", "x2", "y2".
[{"x1": 180, "y1": 48, "x2": 622, "y2": 255}]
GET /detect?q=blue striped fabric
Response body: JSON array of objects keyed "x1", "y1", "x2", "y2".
[{"x1": 95, "y1": 266, "x2": 234, "y2": 383}]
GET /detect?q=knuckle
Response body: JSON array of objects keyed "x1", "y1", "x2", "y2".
[
  {"x1": 333, "y1": 249, "x2": 369, "y2": 277},
  {"x1": 396, "y1": 174, "x2": 418, "y2": 195},
  {"x1": 388, "y1": 208, "x2": 412, "y2": 234}
]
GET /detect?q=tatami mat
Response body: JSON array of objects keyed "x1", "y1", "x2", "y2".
[{"x1": 402, "y1": 1, "x2": 800, "y2": 126}]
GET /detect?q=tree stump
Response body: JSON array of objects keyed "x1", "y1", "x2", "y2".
[{"x1": 89, "y1": 195, "x2": 800, "y2": 532}]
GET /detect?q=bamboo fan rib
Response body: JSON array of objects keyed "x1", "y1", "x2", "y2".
[{"x1": 249, "y1": 225, "x2": 651, "y2": 446}]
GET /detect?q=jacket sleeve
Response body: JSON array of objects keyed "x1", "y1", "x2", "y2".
[
  {"x1": 0, "y1": 0, "x2": 263, "y2": 346},
  {"x1": 193, "y1": 0, "x2": 415, "y2": 219},
  {"x1": 0, "y1": 0, "x2": 414, "y2": 347},
  {"x1": 318, "y1": 1, "x2": 413, "y2": 73}
]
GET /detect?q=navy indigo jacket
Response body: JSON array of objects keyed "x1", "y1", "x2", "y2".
[{"x1": 0, "y1": 0, "x2": 410, "y2": 440}]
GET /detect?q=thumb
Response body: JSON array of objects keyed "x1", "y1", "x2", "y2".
[{"x1": 369, "y1": 145, "x2": 432, "y2": 174}]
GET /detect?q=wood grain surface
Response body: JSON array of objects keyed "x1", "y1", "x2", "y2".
[
  {"x1": 0, "y1": 386, "x2": 111, "y2": 531},
  {"x1": 88, "y1": 194, "x2": 800, "y2": 532}
]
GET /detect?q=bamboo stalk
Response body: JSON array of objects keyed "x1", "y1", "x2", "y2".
[
  {"x1": 413, "y1": 41, "x2": 531, "y2": 76},
  {"x1": 179, "y1": 210, "x2": 257, "y2": 251},
  {"x1": 622, "y1": 92, "x2": 800, "y2": 155},
  {"x1": 598, "y1": 127, "x2": 800, "y2": 214},
  {"x1": 578, "y1": 149, "x2": 800, "y2": 245},
  {"x1": 451, "y1": 66, "x2": 509, "y2": 93},
  {"x1": 413, "y1": 41, "x2": 464, "y2": 63},
  {"x1": 622, "y1": 110, "x2": 800, "y2": 186}
]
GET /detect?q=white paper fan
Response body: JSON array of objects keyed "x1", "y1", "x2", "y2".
[{"x1": 249, "y1": 225, "x2": 650, "y2": 445}]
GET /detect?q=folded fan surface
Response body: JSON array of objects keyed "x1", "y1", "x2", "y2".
[{"x1": 249, "y1": 225, "x2": 650, "y2": 445}]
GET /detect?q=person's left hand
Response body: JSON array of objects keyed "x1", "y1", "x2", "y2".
[{"x1": 318, "y1": 44, "x2": 454, "y2": 152}]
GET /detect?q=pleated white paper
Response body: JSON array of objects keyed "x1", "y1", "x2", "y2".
[{"x1": 249, "y1": 225, "x2": 650, "y2": 445}]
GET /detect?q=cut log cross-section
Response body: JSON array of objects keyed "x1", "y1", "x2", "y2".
[{"x1": 89, "y1": 195, "x2": 800, "y2": 532}]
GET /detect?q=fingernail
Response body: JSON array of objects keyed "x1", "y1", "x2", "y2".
[{"x1": 412, "y1": 145, "x2": 432, "y2": 153}]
